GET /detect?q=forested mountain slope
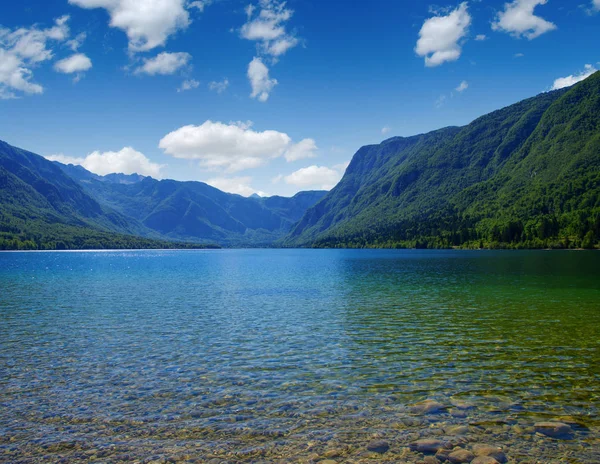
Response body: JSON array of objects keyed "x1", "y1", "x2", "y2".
[
  {"x1": 0, "y1": 141, "x2": 209, "y2": 249},
  {"x1": 286, "y1": 72, "x2": 600, "y2": 249}
]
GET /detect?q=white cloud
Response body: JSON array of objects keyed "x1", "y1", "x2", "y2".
[
  {"x1": 492, "y1": 0, "x2": 556, "y2": 40},
  {"x1": 177, "y1": 78, "x2": 200, "y2": 92},
  {"x1": 159, "y1": 121, "x2": 317, "y2": 173},
  {"x1": 283, "y1": 165, "x2": 344, "y2": 190},
  {"x1": 594, "y1": 0, "x2": 600, "y2": 10},
  {"x1": 381, "y1": 126, "x2": 391, "y2": 135},
  {"x1": 475, "y1": 34, "x2": 487, "y2": 41},
  {"x1": 0, "y1": 16, "x2": 71, "y2": 98},
  {"x1": 66, "y1": 32, "x2": 87, "y2": 51},
  {"x1": 206, "y1": 176, "x2": 266, "y2": 197},
  {"x1": 45, "y1": 147, "x2": 164, "y2": 177},
  {"x1": 551, "y1": 64, "x2": 597, "y2": 90},
  {"x1": 208, "y1": 78, "x2": 229, "y2": 93},
  {"x1": 54, "y1": 53, "x2": 92, "y2": 74},
  {"x1": 68, "y1": 0, "x2": 191, "y2": 52},
  {"x1": 284, "y1": 138, "x2": 318, "y2": 162},
  {"x1": 435, "y1": 94, "x2": 447, "y2": 108},
  {"x1": 189, "y1": 0, "x2": 212, "y2": 12},
  {"x1": 455, "y1": 80, "x2": 468, "y2": 92},
  {"x1": 415, "y1": 2, "x2": 471, "y2": 67},
  {"x1": 135, "y1": 51, "x2": 190, "y2": 75},
  {"x1": 240, "y1": 0, "x2": 299, "y2": 58},
  {"x1": 248, "y1": 57, "x2": 277, "y2": 102},
  {"x1": 514, "y1": 52, "x2": 525, "y2": 58}
]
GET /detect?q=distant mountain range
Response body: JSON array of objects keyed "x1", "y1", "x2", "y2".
[
  {"x1": 58, "y1": 162, "x2": 327, "y2": 246},
  {"x1": 1, "y1": 72, "x2": 599, "y2": 250},
  {"x1": 285, "y1": 71, "x2": 600, "y2": 249},
  {"x1": 0, "y1": 141, "x2": 325, "y2": 249}
]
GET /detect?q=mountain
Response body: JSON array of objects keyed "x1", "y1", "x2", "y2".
[
  {"x1": 0, "y1": 141, "x2": 213, "y2": 250},
  {"x1": 57, "y1": 166, "x2": 327, "y2": 246},
  {"x1": 58, "y1": 163, "x2": 146, "y2": 185},
  {"x1": 286, "y1": 72, "x2": 600, "y2": 249}
]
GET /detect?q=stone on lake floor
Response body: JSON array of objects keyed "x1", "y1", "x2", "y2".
[
  {"x1": 448, "y1": 448, "x2": 475, "y2": 463},
  {"x1": 450, "y1": 400, "x2": 476, "y2": 410},
  {"x1": 410, "y1": 399, "x2": 447, "y2": 415},
  {"x1": 421, "y1": 457, "x2": 441, "y2": 464},
  {"x1": 472, "y1": 444, "x2": 507, "y2": 463},
  {"x1": 409, "y1": 439, "x2": 452, "y2": 453},
  {"x1": 322, "y1": 449, "x2": 342, "y2": 458},
  {"x1": 534, "y1": 422, "x2": 573, "y2": 438},
  {"x1": 366, "y1": 440, "x2": 390, "y2": 453},
  {"x1": 320, "y1": 460, "x2": 338, "y2": 464},
  {"x1": 446, "y1": 425, "x2": 470, "y2": 435},
  {"x1": 450, "y1": 409, "x2": 468, "y2": 418},
  {"x1": 471, "y1": 457, "x2": 500, "y2": 464},
  {"x1": 435, "y1": 448, "x2": 451, "y2": 462}
]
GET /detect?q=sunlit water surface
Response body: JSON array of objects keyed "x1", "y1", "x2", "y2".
[{"x1": 0, "y1": 249, "x2": 599, "y2": 463}]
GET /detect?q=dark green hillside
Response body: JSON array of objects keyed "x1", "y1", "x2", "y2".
[
  {"x1": 286, "y1": 72, "x2": 600, "y2": 249},
  {"x1": 0, "y1": 141, "x2": 213, "y2": 250}
]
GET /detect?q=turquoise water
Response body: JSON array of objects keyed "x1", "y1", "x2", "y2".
[{"x1": 0, "y1": 249, "x2": 599, "y2": 463}]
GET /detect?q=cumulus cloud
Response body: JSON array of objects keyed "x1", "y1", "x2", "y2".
[
  {"x1": 551, "y1": 64, "x2": 597, "y2": 90},
  {"x1": 177, "y1": 78, "x2": 200, "y2": 92},
  {"x1": 381, "y1": 126, "x2": 391, "y2": 135},
  {"x1": 284, "y1": 138, "x2": 318, "y2": 162},
  {"x1": 455, "y1": 80, "x2": 468, "y2": 92},
  {"x1": 248, "y1": 57, "x2": 277, "y2": 101},
  {"x1": 208, "y1": 78, "x2": 229, "y2": 94},
  {"x1": 415, "y1": 2, "x2": 471, "y2": 67},
  {"x1": 158, "y1": 120, "x2": 316, "y2": 172},
  {"x1": 189, "y1": 0, "x2": 212, "y2": 12},
  {"x1": 283, "y1": 165, "x2": 345, "y2": 190},
  {"x1": 68, "y1": 0, "x2": 191, "y2": 52},
  {"x1": 135, "y1": 51, "x2": 191, "y2": 75},
  {"x1": 492, "y1": 0, "x2": 556, "y2": 40},
  {"x1": 54, "y1": 53, "x2": 92, "y2": 74},
  {"x1": 0, "y1": 15, "x2": 71, "y2": 98},
  {"x1": 45, "y1": 147, "x2": 164, "y2": 177},
  {"x1": 66, "y1": 32, "x2": 87, "y2": 51},
  {"x1": 241, "y1": 0, "x2": 299, "y2": 58},
  {"x1": 206, "y1": 176, "x2": 266, "y2": 197},
  {"x1": 475, "y1": 34, "x2": 487, "y2": 41},
  {"x1": 594, "y1": 0, "x2": 600, "y2": 10}
]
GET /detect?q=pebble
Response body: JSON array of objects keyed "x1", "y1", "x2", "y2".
[
  {"x1": 366, "y1": 440, "x2": 389, "y2": 454},
  {"x1": 472, "y1": 444, "x2": 507, "y2": 463},
  {"x1": 450, "y1": 409, "x2": 468, "y2": 418},
  {"x1": 451, "y1": 400, "x2": 476, "y2": 410},
  {"x1": 320, "y1": 460, "x2": 337, "y2": 464},
  {"x1": 448, "y1": 448, "x2": 475, "y2": 463},
  {"x1": 471, "y1": 458, "x2": 500, "y2": 464},
  {"x1": 534, "y1": 422, "x2": 573, "y2": 438},
  {"x1": 421, "y1": 457, "x2": 441, "y2": 464},
  {"x1": 322, "y1": 449, "x2": 342, "y2": 458},
  {"x1": 410, "y1": 400, "x2": 447, "y2": 415},
  {"x1": 410, "y1": 439, "x2": 451, "y2": 453},
  {"x1": 446, "y1": 425, "x2": 469, "y2": 435}
]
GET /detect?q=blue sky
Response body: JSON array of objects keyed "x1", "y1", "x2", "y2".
[{"x1": 0, "y1": 0, "x2": 598, "y2": 196}]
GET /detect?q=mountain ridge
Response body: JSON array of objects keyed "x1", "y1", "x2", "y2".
[{"x1": 284, "y1": 73, "x2": 600, "y2": 249}]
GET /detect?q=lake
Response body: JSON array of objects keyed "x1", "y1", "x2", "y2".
[{"x1": 0, "y1": 249, "x2": 599, "y2": 463}]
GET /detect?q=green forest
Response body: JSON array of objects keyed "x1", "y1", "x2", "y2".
[{"x1": 286, "y1": 72, "x2": 600, "y2": 250}]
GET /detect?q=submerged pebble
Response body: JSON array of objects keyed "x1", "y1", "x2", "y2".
[{"x1": 534, "y1": 422, "x2": 573, "y2": 438}]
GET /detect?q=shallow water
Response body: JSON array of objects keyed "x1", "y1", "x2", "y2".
[{"x1": 0, "y1": 249, "x2": 599, "y2": 463}]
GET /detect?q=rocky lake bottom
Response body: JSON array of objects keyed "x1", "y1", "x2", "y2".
[{"x1": 1, "y1": 249, "x2": 599, "y2": 463}]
